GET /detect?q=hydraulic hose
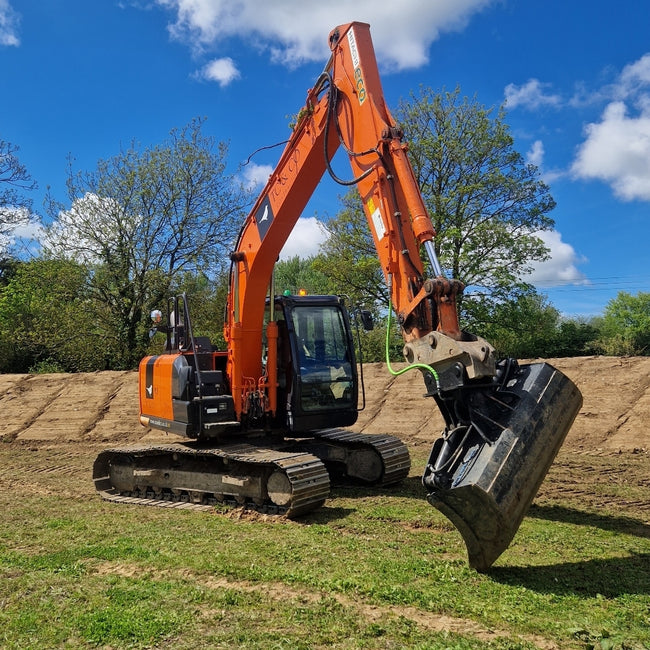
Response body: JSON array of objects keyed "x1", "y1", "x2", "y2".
[{"x1": 384, "y1": 274, "x2": 439, "y2": 389}]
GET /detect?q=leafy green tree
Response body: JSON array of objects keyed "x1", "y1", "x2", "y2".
[
  {"x1": 0, "y1": 139, "x2": 37, "y2": 256},
  {"x1": 468, "y1": 288, "x2": 560, "y2": 358},
  {"x1": 315, "y1": 88, "x2": 556, "y2": 359},
  {"x1": 551, "y1": 318, "x2": 600, "y2": 357},
  {"x1": 315, "y1": 192, "x2": 387, "y2": 316},
  {"x1": 465, "y1": 287, "x2": 602, "y2": 358},
  {"x1": 43, "y1": 118, "x2": 251, "y2": 368},
  {"x1": 0, "y1": 257, "x2": 19, "y2": 286},
  {"x1": 596, "y1": 291, "x2": 650, "y2": 355},
  {"x1": 316, "y1": 88, "x2": 555, "y2": 334},
  {"x1": 395, "y1": 86, "x2": 555, "y2": 316},
  {"x1": 0, "y1": 259, "x2": 107, "y2": 372},
  {"x1": 273, "y1": 255, "x2": 330, "y2": 297}
]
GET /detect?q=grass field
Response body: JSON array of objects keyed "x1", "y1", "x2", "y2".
[{"x1": 1, "y1": 442, "x2": 648, "y2": 649}]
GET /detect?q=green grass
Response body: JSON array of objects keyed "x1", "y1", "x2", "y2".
[{"x1": 0, "y1": 444, "x2": 648, "y2": 649}]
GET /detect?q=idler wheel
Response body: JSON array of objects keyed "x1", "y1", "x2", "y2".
[{"x1": 267, "y1": 470, "x2": 292, "y2": 506}]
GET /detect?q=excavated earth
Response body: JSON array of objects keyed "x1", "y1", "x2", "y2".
[{"x1": 1, "y1": 356, "x2": 648, "y2": 512}]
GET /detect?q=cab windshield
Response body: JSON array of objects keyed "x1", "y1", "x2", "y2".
[{"x1": 290, "y1": 305, "x2": 354, "y2": 412}]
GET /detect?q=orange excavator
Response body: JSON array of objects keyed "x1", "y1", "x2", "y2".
[{"x1": 93, "y1": 22, "x2": 582, "y2": 570}]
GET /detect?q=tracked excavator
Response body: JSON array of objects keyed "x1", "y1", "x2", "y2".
[{"x1": 93, "y1": 22, "x2": 582, "y2": 570}]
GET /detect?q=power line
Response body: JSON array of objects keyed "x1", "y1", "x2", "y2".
[{"x1": 535, "y1": 276, "x2": 650, "y2": 292}]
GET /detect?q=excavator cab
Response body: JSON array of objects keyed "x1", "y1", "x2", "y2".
[{"x1": 271, "y1": 294, "x2": 359, "y2": 433}]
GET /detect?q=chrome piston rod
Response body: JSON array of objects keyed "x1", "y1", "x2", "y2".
[{"x1": 424, "y1": 239, "x2": 443, "y2": 277}]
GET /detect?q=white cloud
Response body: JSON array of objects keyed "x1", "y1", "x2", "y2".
[
  {"x1": 156, "y1": 0, "x2": 492, "y2": 71},
  {"x1": 11, "y1": 219, "x2": 44, "y2": 241},
  {"x1": 241, "y1": 162, "x2": 273, "y2": 190},
  {"x1": 0, "y1": 204, "x2": 28, "y2": 228},
  {"x1": 571, "y1": 52, "x2": 650, "y2": 201},
  {"x1": 524, "y1": 139, "x2": 565, "y2": 184},
  {"x1": 526, "y1": 140, "x2": 544, "y2": 167},
  {"x1": 279, "y1": 216, "x2": 329, "y2": 261},
  {"x1": 572, "y1": 100, "x2": 650, "y2": 201},
  {"x1": 504, "y1": 79, "x2": 561, "y2": 110},
  {"x1": 195, "y1": 57, "x2": 240, "y2": 86},
  {"x1": 43, "y1": 193, "x2": 123, "y2": 264},
  {"x1": 568, "y1": 56, "x2": 650, "y2": 109},
  {"x1": 524, "y1": 230, "x2": 588, "y2": 288},
  {"x1": 0, "y1": 0, "x2": 19, "y2": 46},
  {"x1": 7, "y1": 220, "x2": 44, "y2": 258},
  {"x1": 617, "y1": 53, "x2": 650, "y2": 99}
]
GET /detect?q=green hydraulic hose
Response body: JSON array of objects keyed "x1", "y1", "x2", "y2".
[{"x1": 384, "y1": 276, "x2": 439, "y2": 388}]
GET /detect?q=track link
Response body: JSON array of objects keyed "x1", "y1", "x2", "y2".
[
  {"x1": 93, "y1": 443, "x2": 330, "y2": 517},
  {"x1": 310, "y1": 429, "x2": 411, "y2": 485}
]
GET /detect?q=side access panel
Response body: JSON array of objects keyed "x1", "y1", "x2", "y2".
[{"x1": 424, "y1": 362, "x2": 582, "y2": 571}]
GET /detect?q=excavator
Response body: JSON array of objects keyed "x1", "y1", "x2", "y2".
[{"x1": 93, "y1": 22, "x2": 582, "y2": 570}]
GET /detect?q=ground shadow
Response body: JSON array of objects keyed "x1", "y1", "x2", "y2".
[
  {"x1": 489, "y1": 552, "x2": 650, "y2": 597},
  {"x1": 330, "y1": 475, "x2": 426, "y2": 499},
  {"x1": 298, "y1": 476, "x2": 427, "y2": 524},
  {"x1": 325, "y1": 481, "x2": 650, "y2": 542},
  {"x1": 299, "y1": 505, "x2": 356, "y2": 524},
  {"x1": 528, "y1": 504, "x2": 650, "y2": 539}
]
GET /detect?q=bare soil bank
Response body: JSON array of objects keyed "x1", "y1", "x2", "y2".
[{"x1": 1, "y1": 357, "x2": 648, "y2": 454}]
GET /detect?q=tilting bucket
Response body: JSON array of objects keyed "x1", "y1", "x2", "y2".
[{"x1": 423, "y1": 362, "x2": 582, "y2": 571}]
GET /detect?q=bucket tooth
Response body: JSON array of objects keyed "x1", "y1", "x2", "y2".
[{"x1": 423, "y1": 362, "x2": 582, "y2": 571}]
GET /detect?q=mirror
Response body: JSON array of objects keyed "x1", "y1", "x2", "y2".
[{"x1": 359, "y1": 309, "x2": 373, "y2": 331}]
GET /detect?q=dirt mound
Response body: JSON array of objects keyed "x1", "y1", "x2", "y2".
[
  {"x1": 1, "y1": 356, "x2": 649, "y2": 454},
  {"x1": 355, "y1": 356, "x2": 650, "y2": 454}
]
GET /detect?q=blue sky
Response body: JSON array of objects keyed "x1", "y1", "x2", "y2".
[{"x1": 1, "y1": 0, "x2": 649, "y2": 317}]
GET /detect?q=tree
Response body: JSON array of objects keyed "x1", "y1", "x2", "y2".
[
  {"x1": 273, "y1": 255, "x2": 330, "y2": 297},
  {"x1": 313, "y1": 87, "x2": 556, "y2": 359},
  {"x1": 596, "y1": 291, "x2": 650, "y2": 355},
  {"x1": 395, "y1": 86, "x2": 555, "y2": 317},
  {"x1": 0, "y1": 139, "x2": 37, "y2": 255},
  {"x1": 44, "y1": 118, "x2": 251, "y2": 368},
  {"x1": 315, "y1": 87, "x2": 555, "y2": 328},
  {"x1": 551, "y1": 318, "x2": 600, "y2": 357},
  {"x1": 0, "y1": 257, "x2": 19, "y2": 286},
  {"x1": 314, "y1": 192, "x2": 387, "y2": 315},
  {"x1": 467, "y1": 287, "x2": 560, "y2": 358},
  {"x1": 0, "y1": 259, "x2": 106, "y2": 372}
]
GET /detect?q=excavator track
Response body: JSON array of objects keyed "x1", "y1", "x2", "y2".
[
  {"x1": 307, "y1": 429, "x2": 411, "y2": 485},
  {"x1": 93, "y1": 443, "x2": 330, "y2": 518}
]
